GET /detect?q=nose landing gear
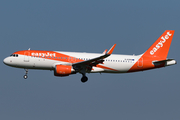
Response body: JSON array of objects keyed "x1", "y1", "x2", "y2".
[
  {"x1": 23, "y1": 69, "x2": 28, "y2": 79},
  {"x1": 23, "y1": 75, "x2": 28, "y2": 79}
]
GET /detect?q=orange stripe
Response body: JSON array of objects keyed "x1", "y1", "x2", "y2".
[{"x1": 97, "y1": 64, "x2": 119, "y2": 71}]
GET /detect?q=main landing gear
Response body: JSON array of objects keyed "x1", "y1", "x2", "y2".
[
  {"x1": 81, "y1": 74, "x2": 88, "y2": 83},
  {"x1": 23, "y1": 69, "x2": 28, "y2": 79}
]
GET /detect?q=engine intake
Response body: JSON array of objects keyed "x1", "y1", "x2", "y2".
[{"x1": 54, "y1": 65, "x2": 75, "y2": 77}]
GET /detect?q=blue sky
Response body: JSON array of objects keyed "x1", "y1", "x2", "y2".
[{"x1": 0, "y1": 0, "x2": 180, "y2": 120}]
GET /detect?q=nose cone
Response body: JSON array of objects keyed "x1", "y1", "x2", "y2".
[
  {"x1": 3, "y1": 57, "x2": 8, "y2": 65},
  {"x1": 3, "y1": 57, "x2": 17, "y2": 67},
  {"x1": 3, "y1": 57, "x2": 12, "y2": 66}
]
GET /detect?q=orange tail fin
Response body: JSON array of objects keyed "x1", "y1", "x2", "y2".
[
  {"x1": 143, "y1": 30, "x2": 175, "y2": 60},
  {"x1": 128, "y1": 30, "x2": 175, "y2": 72}
]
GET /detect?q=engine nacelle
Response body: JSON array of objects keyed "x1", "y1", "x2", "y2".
[{"x1": 54, "y1": 65, "x2": 74, "y2": 77}]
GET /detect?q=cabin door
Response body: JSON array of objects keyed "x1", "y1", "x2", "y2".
[
  {"x1": 24, "y1": 51, "x2": 30, "y2": 62},
  {"x1": 137, "y1": 58, "x2": 143, "y2": 67}
]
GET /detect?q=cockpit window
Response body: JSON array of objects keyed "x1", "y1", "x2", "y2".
[{"x1": 10, "y1": 54, "x2": 18, "y2": 57}]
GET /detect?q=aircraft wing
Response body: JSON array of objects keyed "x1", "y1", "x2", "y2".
[{"x1": 72, "y1": 44, "x2": 116, "y2": 72}]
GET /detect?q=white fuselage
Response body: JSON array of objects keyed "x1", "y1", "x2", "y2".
[{"x1": 3, "y1": 51, "x2": 141, "y2": 73}]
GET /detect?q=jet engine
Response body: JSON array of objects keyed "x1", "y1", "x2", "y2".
[{"x1": 54, "y1": 65, "x2": 75, "y2": 77}]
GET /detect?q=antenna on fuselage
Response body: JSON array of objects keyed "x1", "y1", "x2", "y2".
[{"x1": 28, "y1": 48, "x2": 31, "y2": 50}]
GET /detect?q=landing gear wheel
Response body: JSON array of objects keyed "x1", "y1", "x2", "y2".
[
  {"x1": 81, "y1": 76, "x2": 88, "y2": 83},
  {"x1": 23, "y1": 69, "x2": 28, "y2": 79},
  {"x1": 23, "y1": 75, "x2": 28, "y2": 79}
]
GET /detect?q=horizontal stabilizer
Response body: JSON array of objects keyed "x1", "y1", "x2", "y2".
[{"x1": 153, "y1": 59, "x2": 177, "y2": 66}]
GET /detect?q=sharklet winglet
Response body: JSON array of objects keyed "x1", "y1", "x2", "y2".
[{"x1": 107, "y1": 44, "x2": 116, "y2": 54}]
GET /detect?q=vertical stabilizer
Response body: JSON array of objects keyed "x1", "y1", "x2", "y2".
[
  {"x1": 128, "y1": 30, "x2": 175, "y2": 72},
  {"x1": 143, "y1": 30, "x2": 175, "y2": 59}
]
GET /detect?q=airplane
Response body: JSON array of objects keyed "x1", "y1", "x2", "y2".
[{"x1": 3, "y1": 30, "x2": 177, "y2": 83}]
